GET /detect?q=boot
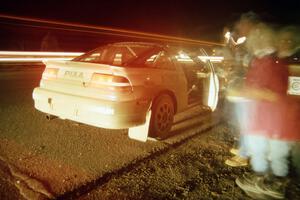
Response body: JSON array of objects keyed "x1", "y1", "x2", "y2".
[{"x1": 256, "y1": 174, "x2": 289, "y2": 199}]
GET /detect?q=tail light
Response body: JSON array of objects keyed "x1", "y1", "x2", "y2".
[
  {"x1": 42, "y1": 68, "x2": 59, "y2": 79},
  {"x1": 90, "y1": 73, "x2": 132, "y2": 92}
]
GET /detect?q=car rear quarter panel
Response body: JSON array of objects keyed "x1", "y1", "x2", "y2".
[{"x1": 125, "y1": 66, "x2": 188, "y2": 113}]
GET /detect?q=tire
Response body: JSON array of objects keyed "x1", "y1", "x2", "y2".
[{"x1": 149, "y1": 94, "x2": 175, "y2": 139}]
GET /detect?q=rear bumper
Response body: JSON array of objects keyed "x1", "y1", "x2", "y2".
[{"x1": 32, "y1": 87, "x2": 150, "y2": 129}]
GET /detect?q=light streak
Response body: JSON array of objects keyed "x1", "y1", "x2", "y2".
[
  {"x1": 0, "y1": 57, "x2": 73, "y2": 62},
  {"x1": 0, "y1": 51, "x2": 83, "y2": 56},
  {"x1": 0, "y1": 51, "x2": 224, "y2": 63},
  {"x1": 0, "y1": 51, "x2": 83, "y2": 62},
  {"x1": 0, "y1": 21, "x2": 203, "y2": 45},
  {"x1": 0, "y1": 14, "x2": 223, "y2": 46}
]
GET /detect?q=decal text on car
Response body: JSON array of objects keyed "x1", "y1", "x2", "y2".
[{"x1": 64, "y1": 71, "x2": 84, "y2": 79}]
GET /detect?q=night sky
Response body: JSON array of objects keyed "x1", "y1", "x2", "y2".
[{"x1": 0, "y1": 0, "x2": 299, "y2": 51}]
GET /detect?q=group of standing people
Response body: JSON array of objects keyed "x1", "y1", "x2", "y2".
[{"x1": 222, "y1": 12, "x2": 300, "y2": 199}]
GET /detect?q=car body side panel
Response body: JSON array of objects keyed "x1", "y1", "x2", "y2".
[{"x1": 120, "y1": 67, "x2": 188, "y2": 113}]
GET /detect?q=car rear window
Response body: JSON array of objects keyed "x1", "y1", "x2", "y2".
[{"x1": 74, "y1": 44, "x2": 157, "y2": 66}]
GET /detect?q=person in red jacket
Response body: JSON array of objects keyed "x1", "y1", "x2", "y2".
[
  {"x1": 277, "y1": 26, "x2": 300, "y2": 177},
  {"x1": 232, "y1": 23, "x2": 300, "y2": 199}
]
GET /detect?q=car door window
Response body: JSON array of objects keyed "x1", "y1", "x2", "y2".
[
  {"x1": 178, "y1": 55, "x2": 209, "y2": 88},
  {"x1": 175, "y1": 51, "x2": 213, "y2": 105},
  {"x1": 153, "y1": 51, "x2": 175, "y2": 70}
]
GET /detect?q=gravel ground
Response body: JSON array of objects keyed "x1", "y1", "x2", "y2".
[
  {"x1": 0, "y1": 69, "x2": 299, "y2": 200},
  {"x1": 0, "y1": 69, "x2": 164, "y2": 198},
  {"x1": 79, "y1": 123, "x2": 300, "y2": 200},
  {"x1": 0, "y1": 87, "x2": 164, "y2": 197},
  {"x1": 0, "y1": 69, "x2": 214, "y2": 199}
]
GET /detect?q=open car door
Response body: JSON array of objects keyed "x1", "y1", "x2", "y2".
[
  {"x1": 182, "y1": 48, "x2": 220, "y2": 111},
  {"x1": 198, "y1": 48, "x2": 219, "y2": 111}
]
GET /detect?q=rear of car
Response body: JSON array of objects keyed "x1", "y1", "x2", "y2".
[{"x1": 33, "y1": 43, "x2": 163, "y2": 129}]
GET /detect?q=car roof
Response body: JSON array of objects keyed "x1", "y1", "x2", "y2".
[
  {"x1": 110, "y1": 42, "x2": 165, "y2": 48},
  {"x1": 109, "y1": 42, "x2": 212, "y2": 53}
]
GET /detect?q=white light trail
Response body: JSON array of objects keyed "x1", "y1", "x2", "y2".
[
  {"x1": 0, "y1": 51, "x2": 84, "y2": 62},
  {"x1": 0, "y1": 14, "x2": 223, "y2": 47},
  {"x1": 0, "y1": 57, "x2": 74, "y2": 62},
  {"x1": 0, "y1": 51, "x2": 83, "y2": 56},
  {"x1": 0, "y1": 52, "x2": 224, "y2": 63}
]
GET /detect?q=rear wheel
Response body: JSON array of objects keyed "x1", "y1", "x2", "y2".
[{"x1": 149, "y1": 94, "x2": 175, "y2": 139}]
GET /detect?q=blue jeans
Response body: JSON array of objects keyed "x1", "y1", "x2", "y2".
[
  {"x1": 233, "y1": 100, "x2": 252, "y2": 158},
  {"x1": 245, "y1": 134, "x2": 293, "y2": 177},
  {"x1": 239, "y1": 135, "x2": 248, "y2": 158}
]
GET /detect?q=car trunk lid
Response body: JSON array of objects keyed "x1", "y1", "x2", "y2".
[{"x1": 40, "y1": 60, "x2": 133, "y2": 100}]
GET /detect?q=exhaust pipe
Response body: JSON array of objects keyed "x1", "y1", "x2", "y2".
[{"x1": 46, "y1": 114, "x2": 57, "y2": 121}]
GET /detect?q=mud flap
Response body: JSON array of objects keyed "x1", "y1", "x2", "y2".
[{"x1": 128, "y1": 111, "x2": 151, "y2": 142}]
